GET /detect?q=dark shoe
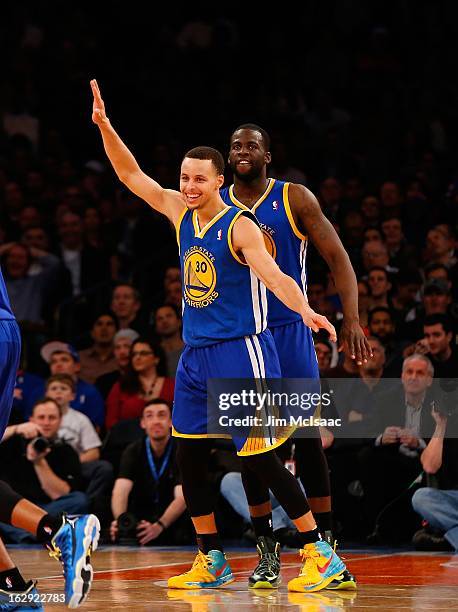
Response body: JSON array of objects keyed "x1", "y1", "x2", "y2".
[
  {"x1": 248, "y1": 536, "x2": 281, "y2": 589},
  {"x1": 326, "y1": 569, "x2": 357, "y2": 590},
  {"x1": 273, "y1": 527, "x2": 302, "y2": 549},
  {"x1": 412, "y1": 528, "x2": 453, "y2": 552}
]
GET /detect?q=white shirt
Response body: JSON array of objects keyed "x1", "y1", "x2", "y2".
[{"x1": 58, "y1": 407, "x2": 101, "y2": 454}]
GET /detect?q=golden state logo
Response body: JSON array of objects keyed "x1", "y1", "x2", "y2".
[
  {"x1": 260, "y1": 225, "x2": 277, "y2": 260},
  {"x1": 183, "y1": 246, "x2": 219, "y2": 308}
]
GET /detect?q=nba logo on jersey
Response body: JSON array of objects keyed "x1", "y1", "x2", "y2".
[
  {"x1": 217, "y1": 229, "x2": 222, "y2": 240},
  {"x1": 272, "y1": 200, "x2": 278, "y2": 210},
  {"x1": 6, "y1": 577, "x2": 12, "y2": 589}
]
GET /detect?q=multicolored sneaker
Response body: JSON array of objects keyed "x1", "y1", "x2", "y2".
[
  {"x1": 248, "y1": 536, "x2": 281, "y2": 589},
  {"x1": 325, "y1": 569, "x2": 357, "y2": 590},
  {"x1": 167, "y1": 550, "x2": 234, "y2": 589},
  {"x1": 321, "y1": 532, "x2": 357, "y2": 590},
  {"x1": 0, "y1": 580, "x2": 43, "y2": 611},
  {"x1": 47, "y1": 514, "x2": 100, "y2": 608},
  {"x1": 287, "y1": 540, "x2": 346, "y2": 593}
]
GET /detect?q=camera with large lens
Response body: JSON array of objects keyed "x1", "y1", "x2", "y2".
[
  {"x1": 30, "y1": 436, "x2": 51, "y2": 453},
  {"x1": 116, "y1": 512, "x2": 139, "y2": 543}
]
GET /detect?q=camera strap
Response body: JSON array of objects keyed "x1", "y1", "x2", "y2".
[{"x1": 145, "y1": 437, "x2": 173, "y2": 503}]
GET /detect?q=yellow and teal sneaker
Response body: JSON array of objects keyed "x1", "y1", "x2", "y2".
[
  {"x1": 287, "y1": 540, "x2": 346, "y2": 593},
  {"x1": 167, "y1": 550, "x2": 234, "y2": 589},
  {"x1": 48, "y1": 514, "x2": 100, "y2": 608}
]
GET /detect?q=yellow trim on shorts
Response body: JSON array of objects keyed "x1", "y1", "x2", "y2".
[
  {"x1": 237, "y1": 428, "x2": 296, "y2": 456},
  {"x1": 227, "y1": 209, "x2": 249, "y2": 266},
  {"x1": 283, "y1": 182, "x2": 307, "y2": 241},
  {"x1": 172, "y1": 426, "x2": 231, "y2": 440}
]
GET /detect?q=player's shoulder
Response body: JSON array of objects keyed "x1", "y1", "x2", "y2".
[{"x1": 288, "y1": 182, "x2": 320, "y2": 211}]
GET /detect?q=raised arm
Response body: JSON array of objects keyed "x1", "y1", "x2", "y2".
[
  {"x1": 232, "y1": 215, "x2": 337, "y2": 341},
  {"x1": 90, "y1": 79, "x2": 185, "y2": 225},
  {"x1": 289, "y1": 183, "x2": 371, "y2": 364}
]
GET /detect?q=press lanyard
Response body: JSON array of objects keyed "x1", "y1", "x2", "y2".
[{"x1": 145, "y1": 437, "x2": 173, "y2": 503}]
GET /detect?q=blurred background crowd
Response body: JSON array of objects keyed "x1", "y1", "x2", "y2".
[{"x1": 0, "y1": 3, "x2": 457, "y2": 549}]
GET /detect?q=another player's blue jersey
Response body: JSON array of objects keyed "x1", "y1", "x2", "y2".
[
  {"x1": 221, "y1": 178, "x2": 307, "y2": 328},
  {"x1": 177, "y1": 205, "x2": 267, "y2": 348},
  {"x1": 0, "y1": 265, "x2": 14, "y2": 320}
]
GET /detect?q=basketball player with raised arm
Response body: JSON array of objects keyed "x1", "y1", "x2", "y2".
[
  {"x1": 91, "y1": 79, "x2": 347, "y2": 593},
  {"x1": 221, "y1": 124, "x2": 372, "y2": 590}
]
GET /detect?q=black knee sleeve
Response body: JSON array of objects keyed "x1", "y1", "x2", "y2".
[
  {"x1": 295, "y1": 437, "x2": 331, "y2": 499},
  {"x1": 0, "y1": 480, "x2": 23, "y2": 523},
  {"x1": 176, "y1": 438, "x2": 216, "y2": 517},
  {"x1": 241, "y1": 461, "x2": 270, "y2": 507},
  {"x1": 242, "y1": 450, "x2": 310, "y2": 520}
]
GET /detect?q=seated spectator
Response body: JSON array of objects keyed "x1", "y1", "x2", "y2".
[
  {"x1": 45, "y1": 374, "x2": 113, "y2": 514},
  {"x1": 425, "y1": 224, "x2": 456, "y2": 269},
  {"x1": 314, "y1": 339, "x2": 333, "y2": 372},
  {"x1": 106, "y1": 338, "x2": 174, "y2": 430},
  {"x1": 401, "y1": 279, "x2": 454, "y2": 341},
  {"x1": 154, "y1": 304, "x2": 184, "y2": 377},
  {"x1": 412, "y1": 408, "x2": 458, "y2": 552},
  {"x1": 79, "y1": 312, "x2": 119, "y2": 384},
  {"x1": 390, "y1": 268, "x2": 422, "y2": 327},
  {"x1": 40, "y1": 341, "x2": 105, "y2": 427},
  {"x1": 405, "y1": 314, "x2": 458, "y2": 378},
  {"x1": 164, "y1": 280, "x2": 182, "y2": 309},
  {"x1": 110, "y1": 283, "x2": 148, "y2": 335},
  {"x1": 0, "y1": 242, "x2": 64, "y2": 326},
  {"x1": 362, "y1": 240, "x2": 398, "y2": 276},
  {"x1": 357, "y1": 279, "x2": 371, "y2": 330},
  {"x1": 368, "y1": 306, "x2": 407, "y2": 376},
  {"x1": 367, "y1": 266, "x2": 392, "y2": 310},
  {"x1": 96, "y1": 328, "x2": 139, "y2": 399},
  {"x1": 358, "y1": 354, "x2": 435, "y2": 539},
  {"x1": 0, "y1": 398, "x2": 89, "y2": 543},
  {"x1": 12, "y1": 368, "x2": 45, "y2": 422},
  {"x1": 381, "y1": 216, "x2": 417, "y2": 270},
  {"x1": 110, "y1": 400, "x2": 188, "y2": 545}
]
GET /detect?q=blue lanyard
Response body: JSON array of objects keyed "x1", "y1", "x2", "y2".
[{"x1": 145, "y1": 437, "x2": 173, "y2": 503}]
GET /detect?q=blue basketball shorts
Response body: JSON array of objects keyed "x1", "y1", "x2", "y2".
[
  {"x1": 173, "y1": 329, "x2": 295, "y2": 456},
  {"x1": 270, "y1": 319, "x2": 319, "y2": 379},
  {"x1": 0, "y1": 319, "x2": 21, "y2": 438}
]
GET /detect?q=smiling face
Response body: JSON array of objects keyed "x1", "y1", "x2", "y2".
[
  {"x1": 179, "y1": 158, "x2": 224, "y2": 210},
  {"x1": 228, "y1": 129, "x2": 271, "y2": 182}
]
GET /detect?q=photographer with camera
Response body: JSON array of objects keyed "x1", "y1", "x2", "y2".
[
  {"x1": 411, "y1": 394, "x2": 458, "y2": 552},
  {"x1": 0, "y1": 398, "x2": 89, "y2": 543},
  {"x1": 110, "y1": 399, "x2": 188, "y2": 546}
]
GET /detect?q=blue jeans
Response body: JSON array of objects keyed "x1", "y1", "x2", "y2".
[
  {"x1": 412, "y1": 487, "x2": 458, "y2": 551},
  {"x1": 0, "y1": 491, "x2": 90, "y2": 544},
  {"x1": 220, "y1": 472, "x2": 306, "y2": 531}
]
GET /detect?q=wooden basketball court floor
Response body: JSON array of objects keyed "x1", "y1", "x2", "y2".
[{"x1": 8, "y1": 545, "x2": 458, "y2": 610}]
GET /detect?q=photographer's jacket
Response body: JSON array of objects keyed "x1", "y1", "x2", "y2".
[{"x1": 0, "y1": 434, "x2": 82, "y2": 504}]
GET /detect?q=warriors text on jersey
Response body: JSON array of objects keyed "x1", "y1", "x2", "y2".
[
  {"x1": 220, "y1": 178, "x2": 307, "y2": 328},
  {"x1": 176, "y1": 206, "x2": 267, "y2": 347}
]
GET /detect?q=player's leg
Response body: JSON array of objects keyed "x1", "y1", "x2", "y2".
[
  {"x1": 167, "y1": 438, "x2": 234, "y2": 589},
  {"x1": 0, "y1": 480, "x2": 100, "y2": 608},
  {"x1": 168, "y1": 347, "x2": 233, "y2": 589},
  {"x1": 0, "y1": 480, "x2": 43, "y2": 610},
  {"x1": 271, "y1": 321, "x2": 355, "y2": 590},
  {"x1": 242, "y1": 450, "x2": 345, "y2": 592}
]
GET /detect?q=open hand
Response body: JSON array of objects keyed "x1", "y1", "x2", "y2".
[
  {"x1": 90, "y1": 79, "x2": 108, "y2": 125},
  {"x1": 302, "y1": 306, "x2": 337, "y2": 342},
  {"x1": 339, "y1": 319, "x2": 372, "y2": 365}
]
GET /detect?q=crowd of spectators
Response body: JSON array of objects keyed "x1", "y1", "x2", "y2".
[{"x1": 1, "y1": 5, "x2": 457, "y2": 548}]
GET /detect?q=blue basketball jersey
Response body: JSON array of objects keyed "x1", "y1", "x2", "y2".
[
  {"x1": 0, "y1": 265, "x2": 14, "y2": 320},
  {"x1": 220, "y1": 178, "x2": 307, "y2": 327},
  {"x1": 177, "y1": 205, "x2": 267, "y2": 348}
]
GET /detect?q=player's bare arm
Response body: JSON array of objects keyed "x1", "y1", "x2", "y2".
[
  {"x1": 289, "y1": 183, "x2": 372, "y2": 364},
  {"x1": 90, "y1": 79, "x2": 185, "y2": 226},
  {"x1": 232, "y1": 215, "x2": 337, "y2": 342}
]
